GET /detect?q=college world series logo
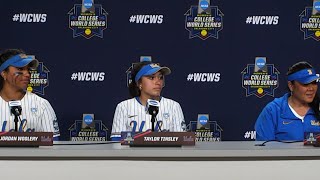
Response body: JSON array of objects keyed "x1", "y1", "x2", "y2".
[
  {"x1": 300, "y1": 0, "x2": 320, "y2": 41},
  {"x1": 185, "y1": 0, "x2": 223, "y2": 40},
  {"x1": 68, "y1": 0, "x2": 108, "y2": 39},
  {"x1": 187, "y1": 114, "x2": 223, "y2": 141},
  {"x1": 241, "y1": 57, "x2": 280, "y2": 98},
  {"x1": 27, "y1": 62, "x2": 49, "y2": 95},
  {"x1": 69, "y1": 114, "x2": 108, "y2": 141}
]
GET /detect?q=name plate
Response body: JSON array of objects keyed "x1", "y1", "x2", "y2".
[
  {"x1": 0, "y1": 132, "x2": 53, "y2": 147},
  {"x1": 121, "y1": 131, "x2": 195, "y2": 147}
]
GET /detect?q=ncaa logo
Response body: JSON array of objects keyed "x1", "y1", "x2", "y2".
[
  {"x1": 199, "y1": 115, "x2": 208, "y2": 125},
  {"x1": 255, "y1": 58, "x2": 266, "y2": 68},
  {"x1": 84, "y1": 115, "x2": 93, "y2": 125},
  {"x1": 200, "y1": 1, "x2": 209, "y2": 10},
  {"x1": 84, "y1": 0, "x2": 93, "y2": 8},
  {"x1": 314, "y1": 2, "x2": 320, "y2": 11}
]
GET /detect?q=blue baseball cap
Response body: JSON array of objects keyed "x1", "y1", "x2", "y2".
[
  {"x1": 287, "y1": 68, "x2": 319, "y2": 84},
  {"x1": 135, "y1": 63, "x2": 171, "y2": 82},
  {"x1": 0, "y1": 54, "x2": 39, "y2": 73}
]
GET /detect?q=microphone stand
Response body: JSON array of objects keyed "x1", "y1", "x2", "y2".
[
  {"x1": 151, "y1": 114, "x2": 156, "y2": 132},
  {"x1": 14, "y1": 114, "x2": 19, "y2": 132},
  {"x1": 147, "y1": 100, "x2": 159, "y2": 132},
  {"x1": 11, "y1": 107, "x2": 21, "y2": 132}
]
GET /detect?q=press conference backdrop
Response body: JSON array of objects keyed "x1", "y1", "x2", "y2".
[{"x1": 1, "y1": 0, "x2": 320, "y2": 141}]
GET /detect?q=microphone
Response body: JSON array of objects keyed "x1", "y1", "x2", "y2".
[
  {"x1": 146, "y1": 99, "x2": 160, "y2": 116},
  {"x1": 8, "y1": 100, "x2": 22, "y2": 116},
  {"x1": 8, "y1": 100, "x2": 22, "y2": 132},
  {"x1": 146, "y1": 99, "x2": 160, "y2": 132}
]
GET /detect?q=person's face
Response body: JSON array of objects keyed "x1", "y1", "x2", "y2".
[
  {"x1": 139, "y1": 71, "x2": 164, "y2": 99},
  {"x1": 1, "y1": 66, "x2": 31, "y2": 91},
  {"x1": 288, "y1": 80, "x2": 318, "y2": 104}
]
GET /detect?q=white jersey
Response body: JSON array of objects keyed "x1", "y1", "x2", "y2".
[
  {"x1": 0, "y1": 92, "x2": 60, "y2": 137},
  {"x1": 111, "y1": 97, "x2": 186, "y2": 139}
]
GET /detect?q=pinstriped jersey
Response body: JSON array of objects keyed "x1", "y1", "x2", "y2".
[
  {"x1": 0, "y1": 92, "x2": 60, "y2": 137},
  {"x1": 111, "y1": 97, "x2": 186, "y2": 139}
]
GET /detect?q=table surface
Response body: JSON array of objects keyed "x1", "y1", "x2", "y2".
[{"x1": 0, "y1": 141, "x2": 319, "y2": 161}]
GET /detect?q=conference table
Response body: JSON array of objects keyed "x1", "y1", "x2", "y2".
[{"x1": 0, "y1": 141, "x2": 319, "y2": 180}]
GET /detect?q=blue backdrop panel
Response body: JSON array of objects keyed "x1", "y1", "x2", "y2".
[{"x1": 0, "y1": 0, "x2": 319, "y2": 140}]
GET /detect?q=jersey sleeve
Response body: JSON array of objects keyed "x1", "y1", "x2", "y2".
[
  {"x1": 40, "y1": 99, "x2": 60, "y2": 137},
  {"x1": 111, "y1": 103, "x2": 126, "y2": 140},
  {"x1": 254, "y1": 103, "x2": 276, "y2": 141},
  {"x1": 171, "y1": 102, "x2": 186, "y2": 132}
]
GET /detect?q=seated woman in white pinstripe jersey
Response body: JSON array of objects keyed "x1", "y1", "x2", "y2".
[
  {"x1": 0, "y1": 49, "x2": 60, "y2": 139},
  {"x1": 111, "y1": 58, "x2": 186, "y2": 141}
]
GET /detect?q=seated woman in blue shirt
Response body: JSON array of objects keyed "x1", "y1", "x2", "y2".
[{"x1": 255, "y1": 61, "x2": 320, "y2": 141}]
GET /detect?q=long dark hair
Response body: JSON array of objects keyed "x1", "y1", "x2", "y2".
[
  {"x1": 128, "y1": 61, "x2": 152, "y2": 98},
  {"x1": 0, "y1": 49, "x2": 25, "y2": 90},
  {"x1": 287, "y1": 61, "x2": 320, "y2": 120}
]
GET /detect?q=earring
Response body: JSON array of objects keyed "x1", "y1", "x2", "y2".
[{"x1": 139, "y1": 86, "x2": 142, "y2": 90}]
